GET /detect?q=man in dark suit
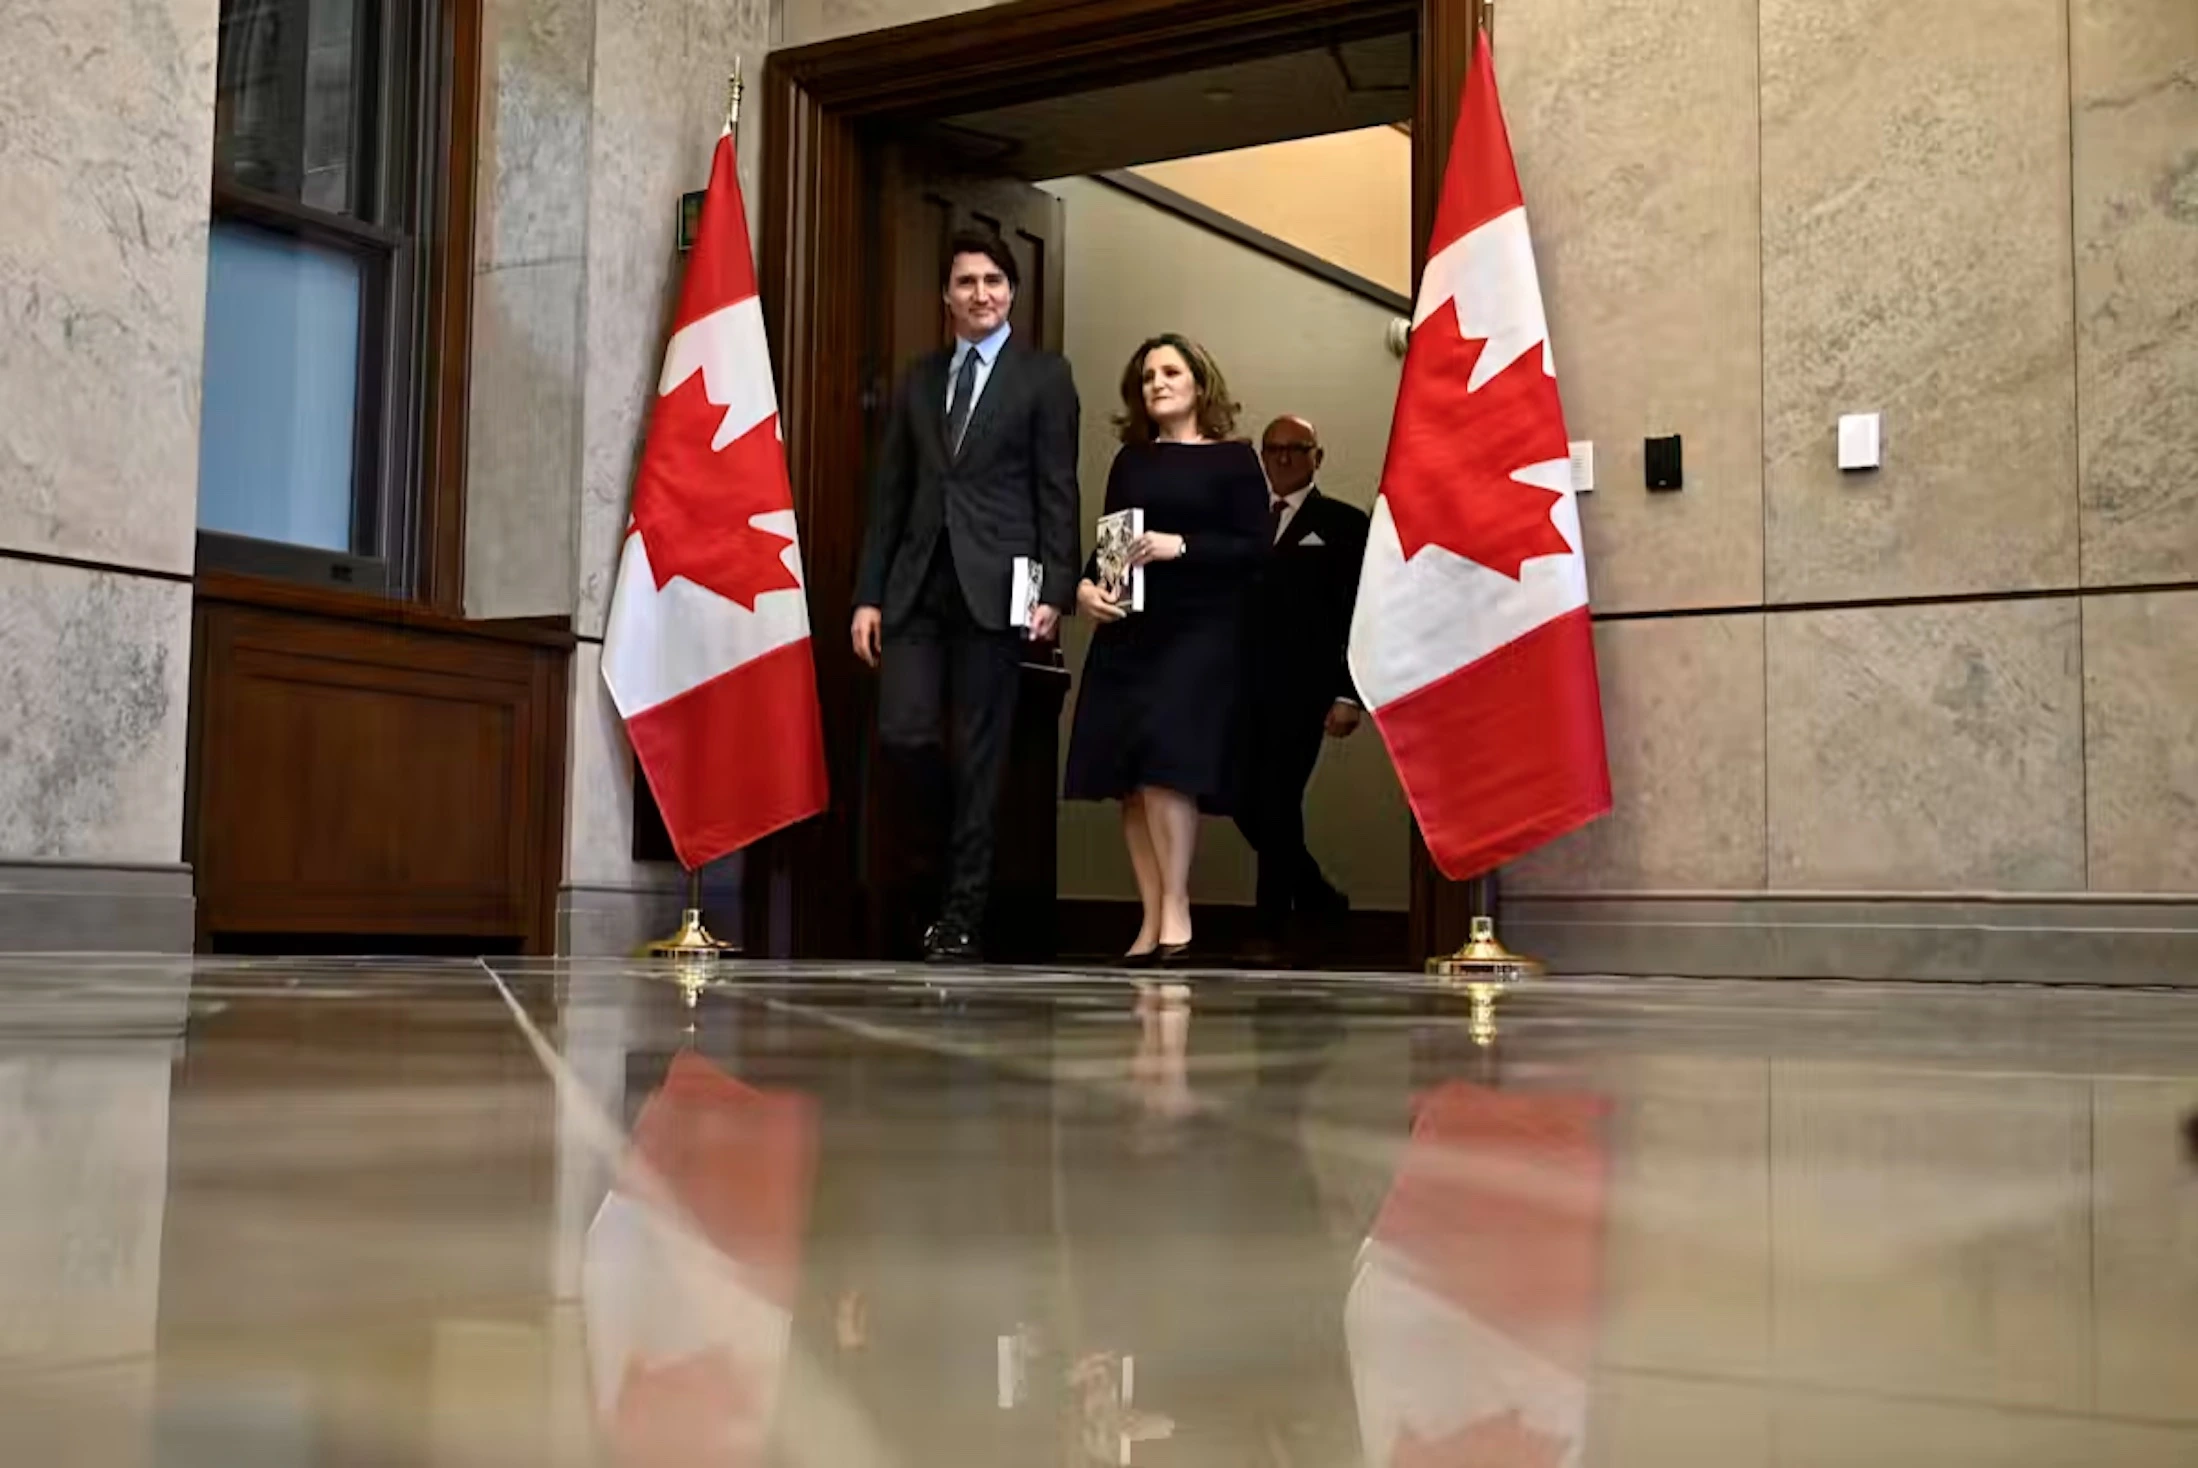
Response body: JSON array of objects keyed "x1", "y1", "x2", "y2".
[
  {"x1": 852, "y1": 230, "x2": 1080, "y2": 963},
  {"x1": 1236, "y1": 415, "x2": 1370, "y2": 955}
]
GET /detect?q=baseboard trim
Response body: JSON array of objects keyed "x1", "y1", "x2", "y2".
[
  {"x1": 1057, "y1": 897, "x2": 1409, "y2": 970},
  {"x1": 0, "y1": 860, "x2": 196, "y2": 954},
  {"x1": 1505, "y1": 893, "x2": 2198, "y2": 985},
  {"x1": 558, "y1": 875, "x2": 726, "y2": 958}
]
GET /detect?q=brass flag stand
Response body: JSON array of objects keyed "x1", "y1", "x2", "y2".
[
  {"x1": 641, "y1": 61, "x2": 750, "y2": 1000},
  {"x1": 1430, "y1": 912, "x2": 1543, "y2": 1048}
]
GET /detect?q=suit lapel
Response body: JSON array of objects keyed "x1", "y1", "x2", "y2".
[
  {"x1": 1277, "y1": 487, "x2": 1325, "y2": 550},
  {"x1": 953, "y1": 338, "x2": 1021, "y2": 461}
]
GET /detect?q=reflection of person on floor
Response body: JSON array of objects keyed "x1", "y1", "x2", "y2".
[
  {"x1": 1235, "y1": 415, "x2": 1370, "y2": 958},
  {"x1": 1062, "y1": 991, "x2": 1361, "y2": 1464},
  {"x1": 851, "y1": 229, "x2": 1082, "y2": 964},
  {"x1": 1062, "y1": 335, "x2": 1271, "y2": 966}
]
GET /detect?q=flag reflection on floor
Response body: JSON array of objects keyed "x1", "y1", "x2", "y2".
[
  {"x1": 1345, "y1": 1081, "x2": 1610, "y2": 1468},
  {"x1": 583, "y1": 1050, "x2": 818, "y2": 1468}
]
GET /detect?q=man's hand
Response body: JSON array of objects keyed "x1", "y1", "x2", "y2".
[
  {"x1": 1324, "y1": 702, "x2": 1363, "y2": 739},
  {"x1": 851, "y1": 606, "x2": 882, "y2": 668},
  {"x1": 1028, "y1": 604, "x2": 1060, "y2": 642}
]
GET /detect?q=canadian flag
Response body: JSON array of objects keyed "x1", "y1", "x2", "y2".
[
  {"x1": 602, "y1": 129, "x2": 830, "y2": 869},
  {"x1": 582, "y1": 1051, "x2": 818, "y2": 1468},
  {"x1": 1345, "y1": 1082, "x2": 1610, "y2": 1468},
  {"x1": 1348, "y1": 32, "x2": 1611, "y2": 879}
]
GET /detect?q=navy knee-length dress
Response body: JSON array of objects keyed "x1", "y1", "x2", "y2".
[{"x1": 1063, "y1": 439, "x2": 1271, "y2": 810}]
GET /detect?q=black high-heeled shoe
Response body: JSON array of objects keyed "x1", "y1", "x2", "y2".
[
  {"x1": 1120, "y1": 948, "x2": 1159, "y2": 969},
  {"x1": 1154, "y1": 940, "x2": 1193, "y2": 968}
]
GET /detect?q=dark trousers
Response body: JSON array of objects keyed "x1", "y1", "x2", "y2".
[
  {"x1": 877, "y1": 542, "x2": 1022, "y2": 934},
  {"x1": 1233, "y1": 700, "x2": 1335, "y2": 934}
]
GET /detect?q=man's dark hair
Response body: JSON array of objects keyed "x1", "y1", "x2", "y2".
[{"x1": 941, "y1": 230, "x2": 1020, "y2": 293}]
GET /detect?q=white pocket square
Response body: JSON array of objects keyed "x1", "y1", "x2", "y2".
[{"x1": 1297, "y1": 532, "x2": 1326, "y2": 546}]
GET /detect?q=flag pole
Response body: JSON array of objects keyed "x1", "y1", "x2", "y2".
[
  {"x1": 1420, "y1": 0, "x2": 1545, "y2": 1023},
  {"x1": 643, "y1": 59, "x2": 754, "y2": 988}
]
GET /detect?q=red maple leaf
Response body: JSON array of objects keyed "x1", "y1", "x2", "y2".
[
  {"x1": 1394, "y1": 1412, "x2": 1571, "y2": 1468},
  {"x1": 1382, "y1": 297, "x2": 1573, "y2": 578},
  {"x1": 629, "y1": 371, "x2": 802, "y2": 611}
]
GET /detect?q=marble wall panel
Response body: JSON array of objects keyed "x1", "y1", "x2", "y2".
[
  {"x1": 1760, "y1": 0, "x2": 2077, "y2": 602},
  {"x1": 1765, "y1": 600, "x2": 2084, "y2": 891},
  {"x1": 2083, "y1": 590, "x2": 2198, "y2": 892},
  {"x1": 477, "y1": 0, "x2": 595, "y2": 272},
  {"x1": 1768, "y1": 1064, "x2": 2093, "y2": 1411},
  {"x1": 780, "y1": 0, "x2": 1002, "y2": 47},
  {"x1": 1511, "y1": 615, "x2": 1766, "y2": 893},
  {"x1": 0, "y1": 562, "x2": 190, "y2": 866},
  {"x1": 1501, "y1": 0, "x2": 1764, "y2": 613},
  {"x1": 0, "y1": 0, "x2": 217, "y2": 574},
  {"x1": 2072, "y1": 0, "x2": 2198, "y2": 585},
  {"x1": 465, "y1": 260, "x2": 583, "y2": 618}
]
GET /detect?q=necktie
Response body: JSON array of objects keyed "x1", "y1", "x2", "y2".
[
  {"x1": 1269, "y1": 498, "x2": 1288, "y2": 543},
  {"x1": 946, "y1": 348, "x2": 980, "y2": 457}
]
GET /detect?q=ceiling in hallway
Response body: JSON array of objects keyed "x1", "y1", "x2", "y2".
[{"x1": 923, "y1": 32, "x2": 1413, "y2": 180}]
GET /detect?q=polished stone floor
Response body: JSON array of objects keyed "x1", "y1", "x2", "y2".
[{"x1": 3, "y1": 957, "x2": 2197, "y2": 1466}]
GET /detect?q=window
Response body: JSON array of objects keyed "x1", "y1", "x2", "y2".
[{"x1": 197, "y1": 0, "x2": 457, "y2": 598}]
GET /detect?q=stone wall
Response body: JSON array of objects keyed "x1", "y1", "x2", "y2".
[
  {"x1": 0, "y1": 0, "x2": 213, "y2": 948},
  {"x1": 1501, "y1": 0, "x2": 2198, "y2": 978}
]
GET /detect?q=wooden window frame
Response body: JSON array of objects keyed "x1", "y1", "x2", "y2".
[{"x1": 198, "y1": 0, "x2": 479, "y2": 614}]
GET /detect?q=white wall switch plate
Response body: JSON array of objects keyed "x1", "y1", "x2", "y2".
[
  {"x1": 1838, "y1": 412, "x2": 1882, "y2": 471},
  {"x1": 1569, "y1": 439, "x2": 1595, "y2": 492}
]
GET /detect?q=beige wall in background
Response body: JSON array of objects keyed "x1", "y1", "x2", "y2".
[
  {"x1": 1493, "y1": 0, "x2": 2198, "y2": 928},
  {"x1": 1130, "y1": 128, "x2": 1415, "y2": 299},
  {"x1": 1043, "y1": 176, "x2": 1412, "y2": 913}
]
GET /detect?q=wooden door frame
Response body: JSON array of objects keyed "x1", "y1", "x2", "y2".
[{"x1": 754, "y1": 0, "x2": 1487, "y2": 962}]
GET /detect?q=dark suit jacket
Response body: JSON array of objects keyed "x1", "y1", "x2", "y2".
[
  {"x1": 1246, "y1": 487, "x2": 1370, "y2": 712},
  {"x1": 854, "y1": 338, "x2": 1081, "y2": 632}
]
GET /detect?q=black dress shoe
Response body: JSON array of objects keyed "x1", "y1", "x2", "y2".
[
  {"x1": 1120, "y1": 948, "x2": 1159, "y2": 969},
  {"x1": 1154, "y1": 940, "x2": 1193, "y2": 968},
  {"x1": 922, "y1": 922, "x2": 982, "y2": 964}
]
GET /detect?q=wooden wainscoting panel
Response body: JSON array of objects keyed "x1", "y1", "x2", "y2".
[{"x1": 190, "y1": 590, "x2": 570, "y2": 951}]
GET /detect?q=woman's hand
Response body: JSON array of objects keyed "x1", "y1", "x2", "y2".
[
  {"x1": 1127, "y1": 531, "x2": 1186, "y2": 567},
  {"x1": 1077, "y1": 577, "x2": 1128, "y2": 623}
]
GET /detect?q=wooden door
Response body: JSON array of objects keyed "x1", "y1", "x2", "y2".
[{"x1": 860, "y1": 150, "x2": 1073, "y2": 961}]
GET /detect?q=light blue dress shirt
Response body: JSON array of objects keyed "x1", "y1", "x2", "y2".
[{"x1": 946, "y1": 320, "x2": 1013, "y2": 414}]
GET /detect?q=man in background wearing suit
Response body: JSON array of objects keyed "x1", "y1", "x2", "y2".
[
  {"x1": 1237, "y1": 415, "x2": 1370, "y2": 961},
  {"x1": 852, "y1": 230, "x2": 1081, "y2": 963}
]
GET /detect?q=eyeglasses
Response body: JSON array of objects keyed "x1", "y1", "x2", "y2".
[{"x1": 1261, "y1": 443, "x2": 1316, "y2": 457}]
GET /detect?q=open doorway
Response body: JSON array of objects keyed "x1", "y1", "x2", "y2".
[{"x1": 754, "y1": 0, "x2": 1488, "y2": 963}]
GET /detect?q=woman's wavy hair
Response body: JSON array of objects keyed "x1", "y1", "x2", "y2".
[{"x1": 1114, "y1": 333, "x2": 1240, "y2": 446}]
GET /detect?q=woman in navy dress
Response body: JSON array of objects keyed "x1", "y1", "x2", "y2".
[{"x1": 1064, "y1": 334, "x2": 1270, "y2": 964}]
